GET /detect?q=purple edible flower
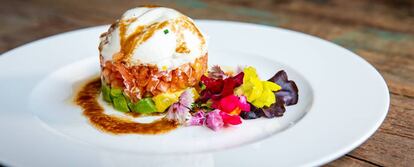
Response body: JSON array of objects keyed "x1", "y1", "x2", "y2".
[
  {"x1": 235, "y1": 65, "x2": 245, "y2": 74},
  {"x1": 208, "y1": 65, "x2": 227, "y2": 79},
  {"x1": 179, "y1": 89, "x2": 195, "y2": 108},
  {"x1": 205, "y1": 109, "x2": 224, "y2": 131},
  {"x1": 187, "y1": 110, "x2": 206, "y2": 126},
  {"x1": 166, "y1": 89, "x2": 195, "y2": 124},
  {"x1": 166, "y1": 103, "x2": 192, "y2": 124}
]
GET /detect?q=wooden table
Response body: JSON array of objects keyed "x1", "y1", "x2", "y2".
[{"x1": 1, "y1": 0, "x2": 413, "y2": 166}]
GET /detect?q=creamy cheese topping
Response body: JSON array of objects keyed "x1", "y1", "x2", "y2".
[{"x1": 99, "y1": 7, "x2": 207, "y2": 70}]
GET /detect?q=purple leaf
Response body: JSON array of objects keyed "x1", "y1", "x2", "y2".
[
  {"x1": 261, "y1": 97, "x2": 286, "y2": 118},
  {"x1": 268, "y1": 70, "x2": 299, "y2": 106}
]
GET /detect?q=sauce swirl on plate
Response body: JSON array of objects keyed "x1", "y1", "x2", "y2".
[{"x1": 75, "y1": 78, "x2": 178, "y2": 135}]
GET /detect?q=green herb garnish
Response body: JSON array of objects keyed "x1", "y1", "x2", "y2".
[{"x1": 163, "y1": 29, "x2": 169, "y2": 34}]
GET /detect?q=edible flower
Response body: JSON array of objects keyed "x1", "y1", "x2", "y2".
[
  {"x1": 205, "y1": 110, "x2": 224, "y2": 131},
  {"x1": 212, "y1": 95, "x2": 250, "y2": 115},
  {"x1": 153, "y1": 88, "x2": 199, "y2": 112},
  {"x1": 166, "y1": 89, "x2": 195, "y2": 124},
  {"x1": 240, "y1": 70, "x2": 299, "y2": 120},
  {"x1": 237, "y1": 67, "x2": 281, "y2": 108},
  {"x1": 153, "y1": 91, "x2": 181, "y2": 112},
  {"x1": 198, "y1": 69, "x2": 244, "y2": 102},
  {"x1": 188, "y1": 110, "x2": 206, "y2": 126},
  {"x1": 204, "y1": 109, "x2": 242, "y2": 131},
  {"x1": 219, "y1": 111, "x2": 242, "y2": 125},
  {"x1": 208, "y1": 65, "x2": 226, "y2": 79}
]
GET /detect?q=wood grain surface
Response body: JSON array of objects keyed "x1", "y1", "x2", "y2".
[{"x1": 1, "y1": 0, "x2": 413, "y2": 166}]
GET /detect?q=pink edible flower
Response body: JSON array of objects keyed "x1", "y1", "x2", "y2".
[
  {"x1": 179, "y1": 89, "x2": 194, "y2": 108},
  {"x1": 238, "y1": 95, "x2": 250, "y2": 111},
  {"x1": 188, "y1": 111, "x2": 206, "y2": 126},
  {"x1": 213, "y1": 95, "x2": 251, "y2": 115},
  {"x1": 235, "y1": 65, "x2": 245, "y2": 74},
  {"x1": 215, "y1": 95, "x2": 238, "y2": 113},
  {"x1": 166, "y1": 89, "x2": 194, "y2": 124},
  {"x1": 205, "y1": 109, "x2": 243, "y2": 131},
  {"x1": 166, "y1": 103, "x2": 191, "y2": 124},
  {"x1": 205, "y1": 109, "x2": 224, "y2": 131},
  {"x1": 220, "y1": 111, "x2": 242, "y2": 125}
]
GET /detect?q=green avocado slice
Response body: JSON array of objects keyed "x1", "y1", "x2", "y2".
[
  {"x1": 110, "y1": 88, "x2": 123, "y2": 97},
  {"x1": 112, "y1": 96, "x2": 130, "y2": 112},
  {"x1": 101, "y1": 83, "x2": 112, "y2": 102},
  {"x1": 129, "y1": 98, "x2": 157, "y2": 114}
]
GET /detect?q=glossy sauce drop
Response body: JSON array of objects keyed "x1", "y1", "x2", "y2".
[{"x1": 74, "y1": 78, "x2": 178, "y2": 135}]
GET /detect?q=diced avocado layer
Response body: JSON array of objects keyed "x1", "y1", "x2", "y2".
[{"x1": 102, "y1": 82, "x2": 159, "y2": 114}]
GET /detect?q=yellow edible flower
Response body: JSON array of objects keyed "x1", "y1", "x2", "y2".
[
  {"x1": 152, "y1": 92, "x2": 181, "y2": 112},
  {"x1": 238, "y1": 67, "x2": 281, "y2": 108},
  {"x1": 152, "y1": 88, "x2": 199, "y2": 112}
]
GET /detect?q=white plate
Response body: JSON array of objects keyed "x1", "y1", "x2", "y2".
[{"x1": 0, "y1": 20, "x2": 389, "y2": 167}]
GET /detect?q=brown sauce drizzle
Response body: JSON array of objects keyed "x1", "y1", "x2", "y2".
[{"x1": 75, "y1": 78, "x2": 178, "y2": 135}]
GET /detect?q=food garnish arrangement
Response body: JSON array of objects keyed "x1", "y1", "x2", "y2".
[{"x1": 75, "y1": 6, "x2": 298, "y2": 135}]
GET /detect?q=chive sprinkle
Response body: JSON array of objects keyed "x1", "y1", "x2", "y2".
[{"x1": 164, "y1": 29, "x2": 169, "y2": 34}]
